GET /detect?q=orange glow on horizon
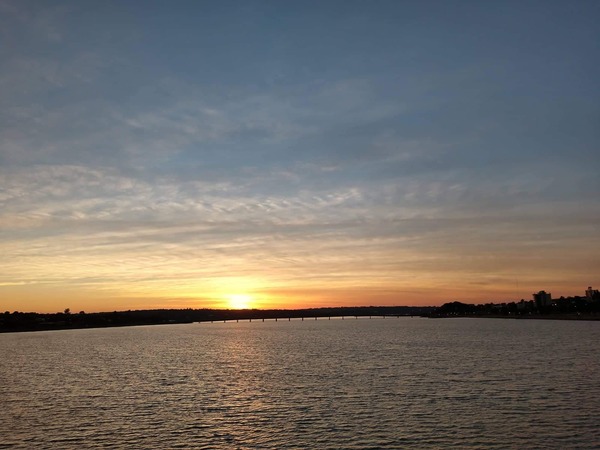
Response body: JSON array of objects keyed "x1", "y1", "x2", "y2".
[
  {"x1": 226, "y1": 294, "x2": 254, "y2": 310},
  {"x1": 1, "y1": 274, "x2": 596, "y2": 313}
]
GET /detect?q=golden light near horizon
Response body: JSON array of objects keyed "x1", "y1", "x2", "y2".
[
  {"x1": 227, "y1": 294, "x2": 254, "y2": 310},
  {"x1": 0, "y1": 1, "x2": 598, "y2": 317}
]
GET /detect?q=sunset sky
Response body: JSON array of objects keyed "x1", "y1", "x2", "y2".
[{"x1": 1, "y1": 0, "x2": 599, "y2": 313}]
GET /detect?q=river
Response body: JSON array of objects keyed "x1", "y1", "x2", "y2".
[{"x1": 1, "y1": 317, "x2": 599, "y2": 448}]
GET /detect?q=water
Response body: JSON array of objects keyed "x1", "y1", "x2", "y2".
[{"x1": 1, "y1": 318, "x2": 599, "y2": 449}]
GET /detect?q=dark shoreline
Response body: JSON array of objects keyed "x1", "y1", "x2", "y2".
[
  {"x1": 0, "y1": 306, "x2": 432, "y2": 334},
  {"x1": 430, "y1": 313, "x2": 600, "y2": 321},
  {"x1": 4, "y1": 308, "x2": 600, "y2": 334}
]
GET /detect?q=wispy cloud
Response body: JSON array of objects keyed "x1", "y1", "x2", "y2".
[{"x1": 1, "y1": 1, "x2": 598, "y2": 311}]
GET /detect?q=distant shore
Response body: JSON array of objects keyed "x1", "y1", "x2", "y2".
[
  {"x1": 0, "y1": 306, "x2": 433, "y2": 334},
  {"x1": 4, "y1": 305, "x2": 599, "y2": 334},
  {"x1": 430, "y1": 313, "x2": 600, "y2": 321},
  {"x1": 431, "y1": 297, "x2": 600, "y2": 321}
]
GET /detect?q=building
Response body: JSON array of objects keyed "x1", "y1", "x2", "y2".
[
  {"x1": 586, "y1": 286, "x2": 600, "y2": 302},
  {"x1": 533, "y1": 290, "x2": 552, "y2": 308},
  {"x1": 517, "y1": 299, "x2": 534, "y2": 312}
]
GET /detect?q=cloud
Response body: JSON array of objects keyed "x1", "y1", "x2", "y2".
[
  {"x1": 1, "y1": 160, "x2": 597, "y2": 302},
  {"x1": 1, "y1": 1, "x2": 598, "y2": 311}
]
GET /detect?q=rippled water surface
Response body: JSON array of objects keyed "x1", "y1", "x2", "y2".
[{"x1": 2, "y1": 318, "x2": 600, "y2": 449}]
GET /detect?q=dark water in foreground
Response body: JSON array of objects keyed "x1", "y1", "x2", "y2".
[{"x1": 1, "y1": 318, "x2": 599, "y2": 449}]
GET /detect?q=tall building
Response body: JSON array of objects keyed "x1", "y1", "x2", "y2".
[
  {"x1": 586, "y1": 286, "x2": 600, "y2": 301},
  {"x1": 533, "y1": 290, "x2": 552, "y2": 308}
]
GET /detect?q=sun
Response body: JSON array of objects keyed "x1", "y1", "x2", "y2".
[{"x1": 227, "y1": 294, "x2": 253, "y2": 310}]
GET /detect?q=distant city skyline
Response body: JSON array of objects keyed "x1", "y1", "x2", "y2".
[{"x1": 1, "y1": 0, "x2": 599, "y2": 313}]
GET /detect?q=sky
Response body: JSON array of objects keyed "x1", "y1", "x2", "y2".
[{"x1": 1, "y1": 0, "x2": 599, "y2": 313}]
